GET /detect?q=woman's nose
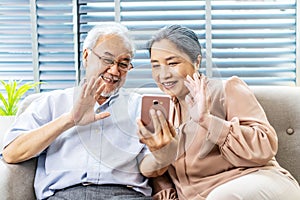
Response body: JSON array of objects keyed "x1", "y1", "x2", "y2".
[{"x1": 159, "y1": 65, "x2": 171, "y2": 79}]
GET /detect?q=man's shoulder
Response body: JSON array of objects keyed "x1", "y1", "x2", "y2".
[
  {"x1": 119, "y1": 88, "x2": 142, "y2": 100},
  {"x1": 26, "y1": 88, "x2": 75, "y2": 108},
  {"x1": 39, "y1": 87, "x2": 74, "y2": 99}
]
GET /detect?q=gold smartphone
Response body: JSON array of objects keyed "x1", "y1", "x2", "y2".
[{"x1": 141, "y1": 94, "x2": 171, "y2": 132}]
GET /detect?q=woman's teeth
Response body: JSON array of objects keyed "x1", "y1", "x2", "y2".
[{"x1": 163, "y1": 81, "x2": 175, "y2": 86}]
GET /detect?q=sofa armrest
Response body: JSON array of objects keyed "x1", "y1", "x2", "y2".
[{"x1": 0, "y1": 158, "x2": 37, "y2": 200}]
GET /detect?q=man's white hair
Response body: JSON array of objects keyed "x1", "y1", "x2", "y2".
[{"x1": 83, "y1": 22, "x2": 135, "y2": 56}]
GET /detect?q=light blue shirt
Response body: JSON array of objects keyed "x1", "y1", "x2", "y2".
[{"x1": 3, "y1": 87, "x2": 151, "y2": 199}]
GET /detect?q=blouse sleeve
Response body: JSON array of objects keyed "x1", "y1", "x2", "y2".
[{"x1": 206, "y1": 76, "x2": 278, "y2": 167}]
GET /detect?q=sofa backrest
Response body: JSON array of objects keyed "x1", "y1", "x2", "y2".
[
  {"x1": 252, "y1": 86, "x2": 300, "y2": 183},
  {"x1": 135, "y1": 86, "x2": 300, "y2": 183},
  {"x1": 15, "y1": 86, "x2": 300, "y2": 184}
]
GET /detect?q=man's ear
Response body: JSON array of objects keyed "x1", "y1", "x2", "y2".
[
  {"x1": 82, "y1": 48, "x2": 89, "y2": 68},
  {"x1": 83, "y1": 48, "x2": 89, "y2": 60}
]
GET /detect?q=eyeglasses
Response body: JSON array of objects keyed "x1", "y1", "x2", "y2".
[{"x1": 89, "y1": 49, "x2": 133, "y2": 72}]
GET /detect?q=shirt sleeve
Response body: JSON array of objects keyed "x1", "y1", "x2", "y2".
[{"x1": 207, "y1": 76, "x2": 278, "y2": 167}]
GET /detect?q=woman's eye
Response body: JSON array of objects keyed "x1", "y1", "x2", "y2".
[
  {"x1": 168, "y1": 62, "x2": 179, "y2": 66},
  {"x1": 151, "y1": 63, "x2": 160, "y2": 68}
]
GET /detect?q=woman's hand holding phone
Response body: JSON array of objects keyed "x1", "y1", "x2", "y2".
[{"x1": 138, "y1": 95, "x2": 175, "y2": 151}]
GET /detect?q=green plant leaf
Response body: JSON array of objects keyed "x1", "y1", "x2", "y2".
[
  {"x1": 0, "y1": 80, "x2": 43, "y2": 116},
  {"x1": 0, "y1": 107, "x2": 7, "y2": 115}
]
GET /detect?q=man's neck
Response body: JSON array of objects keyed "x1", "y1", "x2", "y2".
[{"x1": 97, "y1": 96, "x2": 108, "y2": 105}]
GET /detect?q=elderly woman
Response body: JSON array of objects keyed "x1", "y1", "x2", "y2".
[{"x1": 137, "y1": 24, "x2": 300, "y2": 200}]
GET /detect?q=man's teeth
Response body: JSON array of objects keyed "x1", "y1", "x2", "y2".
[
  {"x1": 104, "y1": 77, "x2": 111, "y2": 82},
  {"x1": 102, "y1": 76, "x2": 119, "y2": 83}
]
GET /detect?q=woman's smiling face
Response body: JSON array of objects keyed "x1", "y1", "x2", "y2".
[{"x1": 150, "y1": 39, "x2": 198, "y2": 99}]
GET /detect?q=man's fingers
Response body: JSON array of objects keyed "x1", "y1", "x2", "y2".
[
  {"x1": 79, "y1": 83, "x2": 88, "y2": 99},
  {"x1": 84, "y1": 77, "x2": 96, "y2": 98},
  {"x1": 94, "y1": 83, "x2": 106, "y2": 99},
  {"x1": 94, "y1": 111, "x2": 110, "y2": 121},
  {"x1": 92, "y1": 76, "x2": 103, "y2": 94}
]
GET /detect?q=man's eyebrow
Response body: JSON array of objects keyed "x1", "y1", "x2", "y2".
[
  {"x1": 103, "y1": 52, "x2": 131, "y2": 61},
  {"x1": 122, "y1": 57, "x2": 131, "y2": 62},
  {"x1": 103, "y1": 52, "x2": 115, "y2": 57}
]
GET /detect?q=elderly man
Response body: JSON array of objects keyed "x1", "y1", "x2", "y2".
[{"x1": 2, "y1": 23, "x2": 176, "y2": 200}]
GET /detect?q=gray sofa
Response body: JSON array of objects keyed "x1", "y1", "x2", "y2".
[{"x1": 0, "y1": 86, "x2": 299, "y2": 200}]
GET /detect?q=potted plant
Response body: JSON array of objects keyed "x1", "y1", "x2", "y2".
[{"x1": 0, "y1": 80, "x2": 42, "y2": 149}]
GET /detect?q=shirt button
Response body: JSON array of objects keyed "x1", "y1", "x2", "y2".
[
  {"x1": 286, "y1": 128, "x2": 294, "y2": 135},
  {"x1": 96, "y1": 108, "x2": 101, "y2": 113}
]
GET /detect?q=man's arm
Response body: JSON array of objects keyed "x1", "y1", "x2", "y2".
[
  {"x1": 2, "y1": 77, "x2": 110, "y2": 164},
  {"x1": 2, "y1": 113, "x2": 75, "y2": 163}
]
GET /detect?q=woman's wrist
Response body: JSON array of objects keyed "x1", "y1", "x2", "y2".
[
  {"x1": 151, "y1": 135, "x2": 179, "y2": 166},
  {"x1": 193, "y1": 113, "x2": 212, "y2": 130}
]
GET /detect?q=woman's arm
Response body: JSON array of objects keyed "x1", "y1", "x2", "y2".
[
  {"x1": 137, "y1": 110, "x2": 178, "y2": 177},
  {"x1": 185, "y1": 74, "x2": 277, "y2": 166},
  {"x1": 213, "y1": 77, "x2": 277, "y2": 166},
  {"x1": 140, "y1": 153, "x2": 169, "y2": 177}
]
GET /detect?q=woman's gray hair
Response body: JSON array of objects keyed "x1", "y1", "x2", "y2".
[
  {"x1": 147, "y1": 25, "x2": 202, "y2": 64},
  {"x1": 83, "y1": 23, "x2": 135, "y2": 56}
]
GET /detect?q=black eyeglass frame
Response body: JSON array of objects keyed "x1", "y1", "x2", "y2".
[{"x1": 89, "y1": 49, "x2": 133, "y2": 72}]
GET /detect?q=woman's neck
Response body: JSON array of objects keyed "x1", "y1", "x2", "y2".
[{"x1": 173, "y1": 97, "x2": 190, "y2": 127}]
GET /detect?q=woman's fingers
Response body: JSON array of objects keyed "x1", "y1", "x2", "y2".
[
  {"x1": 185, "y1": 93, "x2": 194, "y2": 108},
  {"x1": 151, "y1": 109, "x2": 162, "y2": 134},
  {"x1": 137, "y1": 119, "x2": 153, "y2": 139},
  {"x1": 156, "y1": 110, "x2": 175, "y2": 141},
  {"x1": 184, "y1": 75, "x2": 194, "y2": 94},
  {"x1": 169, "y1": 123, "x2": 177, "y2": 137},
  {"x1": 138, "y1": 109, "x2": 175, "y2": 152}
]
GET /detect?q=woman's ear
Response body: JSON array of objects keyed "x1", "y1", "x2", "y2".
[{"x1": 195, "y1": 54, "x2": 202, "y2": 70}]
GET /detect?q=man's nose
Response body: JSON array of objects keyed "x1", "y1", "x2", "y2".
[{"x1": 108, "y1": 63, "x2": 120, "y2": 75}]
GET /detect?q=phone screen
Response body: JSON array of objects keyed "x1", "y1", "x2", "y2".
[{"x1": 141, "y1": 95, "x2": 171, "y2": 132}]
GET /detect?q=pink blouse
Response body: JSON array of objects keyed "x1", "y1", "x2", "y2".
[{"x1": 169, "y1": 76, "x2": 296, "y2": 200}]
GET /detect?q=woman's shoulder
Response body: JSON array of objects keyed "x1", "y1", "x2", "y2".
[{"x1": 224, "y1": 76, "x2": 252, "y2": 92}]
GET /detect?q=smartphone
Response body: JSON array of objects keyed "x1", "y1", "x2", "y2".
[{"x1": 141, "y1": 94, "x2": 171, "y2": 132}]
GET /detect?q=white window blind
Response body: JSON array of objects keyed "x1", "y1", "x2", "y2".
[
  {"x1": 0, "y1": 0, "x2": 75, "y2": 95},
  {"x1": 79, "y1": 0, "x2": 206, "y2": 88},
  {"x1": 0, "y1": 0, "x2": 33, "y2": 86},
  {"x1": 1, "y1": 0, "x2": 298, "y2": 97},
  {"x1": 79, "y1": 0, "x2": 298, "y2": 87},
  {"x1": 208, "y1": 0, "x2": 297, "y2": 86},
  {"x1": 35, "y1": 0, "x2": 76, "y2": 91}
]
